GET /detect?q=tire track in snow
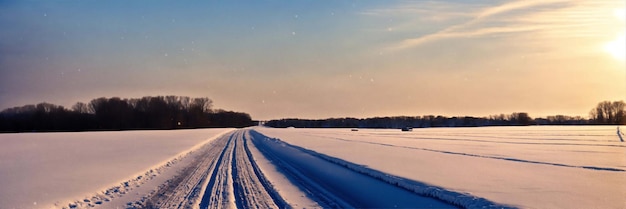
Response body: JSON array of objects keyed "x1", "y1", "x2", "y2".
[
  {"x1": 138, "y1": 130, "x2": 289, "y2": 209},
  {"x1": 249, "y1": 131, "x2": 352, "y2": 208},
  {"x1": 249, "y1": 130, "x2": 467, "y2": 209},
  {"x1": 62, "y1": 130, "x2": 234, "y2": 209},
  {"x1": 315, "y1": 132, "x2": 626, "y2": 148},
  {"x1": 199, "y1": 133, "x2": 237, "y2": 209},
  {"x1": 199, "y1": 130, "x2": 287, "y2": 209},
  {"x1": 239, "y1": 131, "x2": 289, "y2": 208},
  {"x1": 140, "y1": 131, "x2": 232, "y2": 209},
  {"x1": 140, "y1": 129, "x2": 482, "y2": 208},
  {"x1": 305, "y1": 134, "x2": 626, "y2": 172},
  {"x1": 231, "y1": 130, "x2": 285, "y2": 209}
]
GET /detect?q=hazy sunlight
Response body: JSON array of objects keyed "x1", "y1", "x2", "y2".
[
  {"x1": 605, "y1": 33, "x2": 626, "y2": 60},
  {"x1": 614, "y1": 8, "x2": 625, "y2": 21},
  {"x1": 604, "y1": 8, "x2": 625, "y2": 61}
]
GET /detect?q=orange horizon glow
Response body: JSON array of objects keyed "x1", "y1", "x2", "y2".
[{"x1": 1, "y1": 0, "x2": 625, "y2": 120}]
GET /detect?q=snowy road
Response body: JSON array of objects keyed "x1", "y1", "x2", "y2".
[
  {"x1": 129, "y1": 129, "x2": 463, "y2": 209},
  {"x1": 132, "y1": 130, "x2": 284, "y2": 209},
  {"x1": 198, "y1": 130, "x2": 287, "y2": 209}
]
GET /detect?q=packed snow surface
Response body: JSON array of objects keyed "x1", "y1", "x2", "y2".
[
  {"x1": 2, "y1": 126, "x2": 624, "y2": 209},
  {"x1": 143, "y1": 129, "x2": 455, "y2": 209},
  {"x1": 256, "y1": 126, "x2": 626, "y2": 209},
  {"x1": 248, "y1": 130, "x2": 461, "y2": 208},
  {"x1": 0, "y1": 128, "x2": 232, "y2": 209},
  {"x1": 112, "y1": 129, "x2": 455, "y2": 209}
]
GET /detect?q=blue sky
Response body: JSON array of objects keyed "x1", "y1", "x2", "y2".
[{"x1": 1, "y1": 0, "x2": 624, "y2": 119}]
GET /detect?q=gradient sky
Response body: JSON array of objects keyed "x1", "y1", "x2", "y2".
[{"x1": 1, "y1": 0, "x2": 624, "y2": 120}]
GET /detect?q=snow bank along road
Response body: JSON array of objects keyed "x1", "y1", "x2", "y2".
[{"x1": 97, "y1": 128, "x2": 503, "y2": 209}]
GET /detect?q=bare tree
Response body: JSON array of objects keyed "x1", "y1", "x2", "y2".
[
  {"x1": 72, "y1": 102, "x2": 91, "y2": 114},
  {"x1": 191, "y1": 97, "x2": 213, "y2": 113},
  {"x1": 590, "y1": 101, "x2": 625, "y2": 124}
]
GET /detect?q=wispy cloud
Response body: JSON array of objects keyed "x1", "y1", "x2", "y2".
[
  {"x1": 361, "y1": 1, "x2": 475, "y2": 22},
  {"x1": 386, "y1": 0, "x2": 573, "y2": 50}
]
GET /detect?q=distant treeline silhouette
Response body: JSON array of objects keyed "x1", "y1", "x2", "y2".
[
  {"x1": 265, "y1": 101, "x2": 626, "y2": 128},
  {"x1": 2, "y1": 99, "x2": 623, "y2": 132},
  {"x1": 0, "y1": 96, "x2": 254, "y2": 132}
]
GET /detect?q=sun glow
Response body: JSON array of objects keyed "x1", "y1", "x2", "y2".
[
  {"x1": 603, "y1": 8, "x2": 625, "y2": 61},
  {"x1": 604, "y1": 33, "x2": 625, "y2": 60},
  {"x1": 614, "y1": 8, "x2": 625, "y2": 21}
]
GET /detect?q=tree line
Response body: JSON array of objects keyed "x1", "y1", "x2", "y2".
[
  {"x1": 0, "y1": 96, "x2": 255, "y2": 132},
  {"x1": 2, "y1": 99, "x2": 623, "y2": 132},
  {"x1": 265, "y1": 101, "x2": 626, "y2": 128}
]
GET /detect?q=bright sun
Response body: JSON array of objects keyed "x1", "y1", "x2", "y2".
[
  {"x1": 604, "y1": 8, "x2": 625, "y2": 60},
  {"x1": 614, "y1": 7, "x2": 625, "y2": 21},
  {"x1": 604, "y1": 33, "x2": 625, "y2": 60}
]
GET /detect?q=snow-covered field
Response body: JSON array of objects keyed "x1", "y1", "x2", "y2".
[
  {"x1": 256, "y1": 126, "x2": 626, "y2": 209},
  {"x1": 1, "y1": 126, "x2": 624, "y2": 209},
  {"x1": 0, "y1": 128, "x2": 233, "y2": 209}
]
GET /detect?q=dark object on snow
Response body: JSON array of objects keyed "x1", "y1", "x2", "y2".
[
  {"x1": 401, "y1": 127, "x2": 413, "y2": 132},
  {"x1": 351, "y1": 128, "x2": 359, "y2": 131}
]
